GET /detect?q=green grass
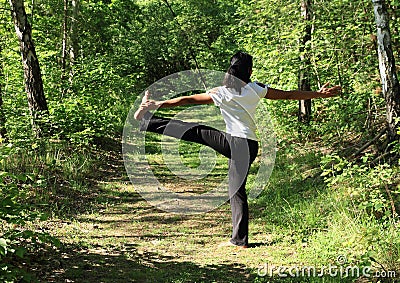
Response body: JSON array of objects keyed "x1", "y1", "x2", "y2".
[{"x1": 1, "y1": 125, "x2": 399, "y2": 282}]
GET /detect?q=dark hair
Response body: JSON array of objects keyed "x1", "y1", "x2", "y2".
[{"x1": 223, "y1": 51, "x2": 253, "y2": 93}]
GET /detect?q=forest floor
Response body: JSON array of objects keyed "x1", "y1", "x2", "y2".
[
  {"x1": 34, "y1": 138, "x2": 277, "y2": 283},
  {"x1": 29, "y1": 137, "x2": 376, "y2": 283}
]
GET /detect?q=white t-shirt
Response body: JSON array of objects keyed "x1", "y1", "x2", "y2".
[{"x1": 208, "y1": 82, "x2": 268, "y2": 141}]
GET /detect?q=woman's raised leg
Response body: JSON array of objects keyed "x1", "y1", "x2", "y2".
[{"x1": 140, "y1": 112, "x2": 232, "y2": 158}]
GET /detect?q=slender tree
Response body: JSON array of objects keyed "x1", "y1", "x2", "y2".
[
  {"x1": 69, "y1": 0, "x2": 79, "y2": 85},
  {"x1": 0, "y1": 42, "x2": 7, "y2": 142},
  {"x1": 372, "y1": 0, "x2": 400, "y2": 148},
  {"x1": 61, "y1": 0, "x2": 68, "y2": 89},
  {"x1": 9, "y1": 0, "x2": 48, "y2": 137},
  {"x1": 298, "y1": 0, "x2": 312, "y2": 124}
]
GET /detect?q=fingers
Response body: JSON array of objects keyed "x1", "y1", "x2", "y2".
[
  {"x1": 140, "y1": 101, "x2": 153, "y2": 107},
  {"x1": 323, "y1": 83, "x2": 342, "y2": 92},
  {"x1": 139, "y1": 100, "x2": 158, "y2": 111},
  {"x1": 322, "y1": 82, "x2": 330, "y2": 89},
  {"x1": 322, "y1": 83, "x2": 342, "y2": 95},
  {"x1": 328, "y1": 86, "x2": 342, "y2": 97}
]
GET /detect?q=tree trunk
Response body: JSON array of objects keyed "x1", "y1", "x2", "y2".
[
  {"x1": 9, "y1": 0, "x2": 49, "y2": 137},
  {"x1": 61, "y1": 0, "x2": 68, "y2": 94},
  {"x1": 372, "y1": 0, "x2": 400, "y2": 147},
  {"x1": 69, "y1": 0, "x2": 79, "y2": 85},
  {"x1": 0, "y1": 43, "x2": 7, "y2": 143},
  {"x1": 298, "y1": 0, "x2": 312, "y2": 124}
]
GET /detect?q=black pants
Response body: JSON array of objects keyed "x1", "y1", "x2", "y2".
[{"x1": 140, "y1": 112, "x2": 258, "y2": 246}]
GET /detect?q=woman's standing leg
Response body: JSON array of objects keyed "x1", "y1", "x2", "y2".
[{"x1": 228, "y1": 137, "x2": 258, "y2": 247}]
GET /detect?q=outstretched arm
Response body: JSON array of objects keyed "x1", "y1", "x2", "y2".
[
  {"x1": 265, "y1": 82, "x2": 341, "y2": 100},
  {"x1": 134, "y1": 90, "x2": 215, "y2": 120},
  {"x1": 157, "y1": 93, "x2": 213, "y2": 108},
  {"x1": 140, "y1": 92, "x2": 214, "y2": 110}
]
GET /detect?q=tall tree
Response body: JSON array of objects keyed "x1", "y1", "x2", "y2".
[
  {"x1": 298, "y1": 0, "x2": 312, "y2": 124},
  {"x1": 9, "y1": 0, "x2": 48, "y2": 137},
  {"x1": 69, "y1": 0, "x2": 79, "y2": 84},
  {"x1": 372, "y1": 0, "x2": 400, "y2": 148},
  {"x1": 0, "y1": 41, "x2": 7, "y2": 143},
  {"x1": 61, "y1": 0, "x2": 68, "y2": 89}
]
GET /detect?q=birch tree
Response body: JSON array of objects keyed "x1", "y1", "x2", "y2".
[
  {"x1": 298, "y1": 0, "x2": 312, "y2": 124},
  {"x1": 372, "y1": 0, "x2": 400, "y2": 148},
  {"x1": 61, "y1": 0, "x2": 79, "y2": 93},
  {"x1": 9, "y1": 0, "x2": 48, "y2": 137}
]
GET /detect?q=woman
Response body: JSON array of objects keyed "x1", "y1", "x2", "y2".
[{"x1": 134, "y1": 51, "x2": 341, "y2": 248}]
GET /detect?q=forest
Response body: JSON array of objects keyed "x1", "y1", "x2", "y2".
[{"x1": 0, "y1": 0, "x2": 399, "y2": 282}]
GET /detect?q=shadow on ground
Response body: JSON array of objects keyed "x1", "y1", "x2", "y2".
[{"x1": 37, "y1": 242, "x2": 255, "y2": 283}]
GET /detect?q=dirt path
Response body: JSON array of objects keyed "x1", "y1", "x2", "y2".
[{"x1": 38, "y1": 140, "x2": 288, "y2": 283}]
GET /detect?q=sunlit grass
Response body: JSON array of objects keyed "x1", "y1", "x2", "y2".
[{"x1": 2, "y1": 118, "x2": 399, "y2": 282}]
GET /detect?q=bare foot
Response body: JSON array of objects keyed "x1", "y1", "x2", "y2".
[
  {"x1": 218, "y1": 241, "x2": 248, "y2": 249},
  {"x1": 134, "y1": 90, "x2": 151, "y2": 120}
]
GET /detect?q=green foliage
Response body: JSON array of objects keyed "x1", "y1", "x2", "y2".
[
  {"x1": 320, "y1": 154, "x2": 400, "y2": 271},
  {"x1": 321, "y1": 154, "x2": 400, "y2": 220},
  {"x1": 0, "y1": 0, "x2": 399, "y2": 280},
  {"x1": 0, "y1": 145, "x2": 61, "y2": 282},
  {"x1": 0, "y1": 134, "x2": 98, "y2": 280},
  {"x1": 233, "y1": 0, "x2": 385, "y2": 145}
]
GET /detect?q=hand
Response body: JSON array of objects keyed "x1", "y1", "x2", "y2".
[
  {"x1": 139, "y1": 99, "x2": 159, "y2": 111},
  {"x1": 134, "y1": 90, "x2": 158, "y2": 120},
  {"x1": 139, "y1": 90, "x2": 159, "y2": 111},
  {"x1": 318, "y1": 82, "x2": 342, "y2": 98}
]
